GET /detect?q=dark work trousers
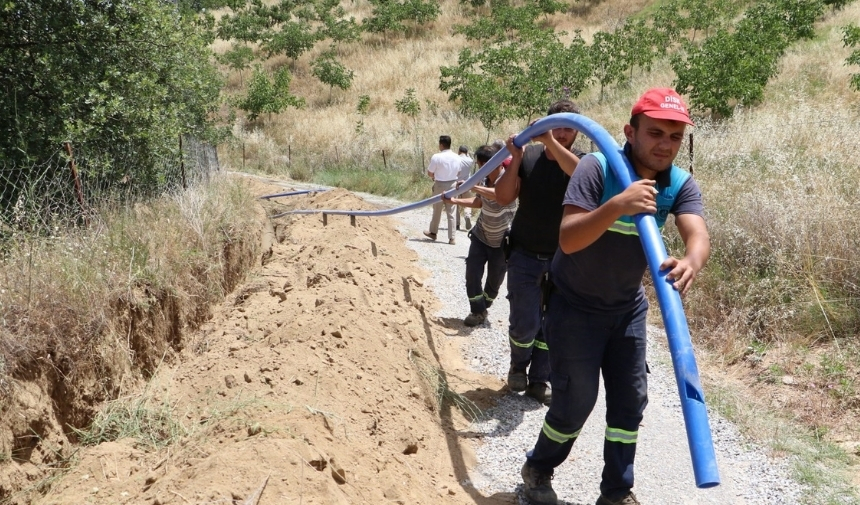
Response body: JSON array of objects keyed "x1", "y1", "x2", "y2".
[
  {"x1": 526, "y1": 292, "x2": 648, "y2": 501},
  {"x1": 506, "y1": 249, "x2": 552, "y2": 385},
  {"x1": 465, "y1": 232, "x2": 507, "y2": 314}
]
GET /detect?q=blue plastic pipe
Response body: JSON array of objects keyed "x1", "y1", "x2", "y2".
[
  {"x1": 276, "y1": 114, "x2": 722, "y2": 488},
  {"x1": 533, "y1": 115, "x2": 722, "y2": 489}
]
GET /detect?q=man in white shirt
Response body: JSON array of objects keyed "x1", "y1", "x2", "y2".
[
  {"x1": 456, "y1": 145, "x2": 474, "y2": 231},
  {"x1": 424, "y1": 135, "x2": 462, "y2": 245}
]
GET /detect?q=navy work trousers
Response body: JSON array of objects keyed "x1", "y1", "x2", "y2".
[
  {"x1": 465, "y1": 233, "x2": 507, "y2": 314},
  {"x1": 506, "y1": 249, "x2": 552, "y2": 384},
  {"x1": 526, "y1": 292, "x2": 649, "y2": 501}
]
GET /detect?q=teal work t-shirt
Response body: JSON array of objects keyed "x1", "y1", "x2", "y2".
[{"x1": 550, "y1": 150, "x2": 704, "y2": 314}]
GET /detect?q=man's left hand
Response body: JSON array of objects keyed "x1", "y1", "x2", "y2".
[{"x1": 659, "y1": 256, "x2": 699, "y2": 296}]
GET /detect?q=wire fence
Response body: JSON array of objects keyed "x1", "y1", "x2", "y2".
[{"x1": 0, "y1": 136, "x2": 219, "y2": 234}]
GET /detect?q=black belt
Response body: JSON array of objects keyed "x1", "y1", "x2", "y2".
[{"x1": 513, "y1": 246, "x2": 553, "y2": 261}]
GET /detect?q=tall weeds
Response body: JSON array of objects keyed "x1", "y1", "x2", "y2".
[{"x1": 0, "y1": 175, "x2": 260, "y2": 428}]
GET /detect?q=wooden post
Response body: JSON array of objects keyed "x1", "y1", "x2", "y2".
[
  {"x1": 335, "y1": 146, "x2": 340, "y2": 164},
  {"x1": 322, "y1": 213, "x2": 328, "y2": 226},
  {"x1": 179, "y1": 135, "x2": 187, "y2": 189},
  {"x1": 350, "y1": 215, "x2": 356, "y2": 227},
  {"x1": 242, "y1": 142, "x2": 246, "y2": 171},
  {"x1": 421, "y1": 148, "x2": 425, "y2": 173},
  {"x1": 382, "y1": 150, "x2": 387, "y2": 169},
  {"x1": 688, "y1": 132, "x2": 694, "y2": 174},
  {"x1": 288, "y1": 144, "x2": 291, "y2": 165},
  {"x1": 63, "y1": 142, "x2": 86, "y2": 220}
]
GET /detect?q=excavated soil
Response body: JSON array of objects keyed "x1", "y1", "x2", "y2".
[{"x1": 27, "y1": 181, "x2": 504, "y2": 505}]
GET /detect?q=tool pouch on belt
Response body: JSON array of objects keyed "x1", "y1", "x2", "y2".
[
  {"x1": 502, "y1": 230, "x2": 512, "y2": 262},
  {"x1": 540, "y1": 271, "x2": 554, "y2": 314}
]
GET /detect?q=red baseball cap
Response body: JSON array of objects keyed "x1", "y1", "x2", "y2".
[{"x1": 631, "y1": 88, "x2": 694, "y2": 126}]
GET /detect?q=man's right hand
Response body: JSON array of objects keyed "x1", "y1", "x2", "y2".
[
  {"x1": 611, "y1": 179, "x2": 658, "y2": 216},
  {"x1": 505, "y1": 134, "x2": 523, "y2": 160}
]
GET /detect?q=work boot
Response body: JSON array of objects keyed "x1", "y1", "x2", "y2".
[
  {"x1": 595, "y1": 492, "x2": 641, "y2": 505},
  {"x1": 525, "y1": 381, "x2": 551, "y2": 406},
  {"x1": 423, "y1": 231, "x2": 437, "y2": 241},
  {"x1": 463, "y1": 311, "x2": 487, "y2": 327},
  {"x1": 521, "y1": 463, "x2": 557, "y2": 505},
  {"x1": 507, "y1": 366, "x2": 527, "y2": 392},
  {"x1": 449, "y1": 238, "x2": 456, "y2": 245}
]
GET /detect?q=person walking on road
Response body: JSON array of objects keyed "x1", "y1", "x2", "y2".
[
  {"x1": 455, "y1": 145, "x2": 474, "y2": 231},
  {"x1": 494, "y1": 100, "x2": 585, "y2": 406},
  {"x1": 519, "y1": 88, "x2": 711, "y2": 505},
  {"x1": 424, "y1": 135, "x2": 461, "y2": 245},
  {"x1": 443, "y1": 144, "x2": 517, "y2": 327}
]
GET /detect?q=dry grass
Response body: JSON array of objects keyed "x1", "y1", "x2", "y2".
[
  {"x1": 215, "y1": 0, "x2": 668, "y2": 178},
  {"x1": 0, "y1": 175, "x2": 260, "y2": 428}
]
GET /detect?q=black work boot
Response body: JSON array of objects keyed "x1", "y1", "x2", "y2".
[
  {"x1": 525, "y1": 381, "x2": 552, "y2": 406},
  {"x1": 596, "y1": 492, "x2": 641, "y2": 505},
  {"x1": 521, "y1": 462, "x2": 557, "y2": 505},
  {"x1": 463, "y1": 310, "x2": 487, "y2": 327},
  {"x1": 507, "y1": 366, "x2": 527, "y2": 392}
]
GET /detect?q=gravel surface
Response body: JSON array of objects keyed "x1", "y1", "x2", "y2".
[
  {"x1": 388, "y1": 205, "x2": 807, "y2": 505},
  {"x1": 253, "y1": 176, "x2": 807, "y2": 505}
]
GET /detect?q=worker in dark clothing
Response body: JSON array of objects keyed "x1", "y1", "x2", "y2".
[
  {"x1": 519, "y1": 88, "x2": 710, "y2": 505},
  {"x1": 495, "y1": 100, "x2": 586, "y2": 406}
]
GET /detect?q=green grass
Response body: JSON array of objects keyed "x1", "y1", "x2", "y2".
[
  {"x1": 72, "y1": 394, "x2": 186, "y2": 450},
  {"x1": 309, "y1": 165, "x2": 432, "y2": 202}
]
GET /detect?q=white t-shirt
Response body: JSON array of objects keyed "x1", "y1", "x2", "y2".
[
  {"x1": 427, "y1": 150, "x2": 462, "y2": 182},
  {"x1": 458, "y1": 154, "x2": 473, "y2": 180}
]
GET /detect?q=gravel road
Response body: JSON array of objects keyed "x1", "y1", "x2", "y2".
[
  {"x1": 248, "y1": 175, "x2": 806, "y2": 505},
  {"x1": 389, "y1": 206, "x2": 806, "y2": 505}
]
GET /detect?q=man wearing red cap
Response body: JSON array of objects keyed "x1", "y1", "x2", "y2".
[{"x1": 520, "y1": 88, "x2": 710, "y2": 505}]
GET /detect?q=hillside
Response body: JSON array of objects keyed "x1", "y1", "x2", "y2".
[{"x1": 1, "y1": 0, "x2": 859, "y2": 502}]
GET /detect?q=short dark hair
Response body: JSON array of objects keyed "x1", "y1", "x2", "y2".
[
  {"x1": 458, "y1": 145, "x2": 469, "y2": 154},
  {"x1": 630, "y1": 114, "x2": 641, "y2": 128},
  {"x1": 547, "y1": 99, "x2": 580, "y2": 115},
  {"x1": 439, "y1": 135, "x2": 452, "y2": 148},
  {"x1": 475, "y1": 144, "x2": 496, "y2": 164}
]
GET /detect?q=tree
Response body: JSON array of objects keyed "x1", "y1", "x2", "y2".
[
  {"x1": 395, "y1": 88, "x2": 422, "y2": 156},
  {"x1": 671, "y1": 0, "x2": 824, "y2": 117},
  {"x1": 453, "y1": 1, "x2": 543, "y2": 43},
  {"x1": 236, "y1": 65, "x2": 305, "y2": 121},
  {"x1": 355, "y1": 95, "x2": 371, "y2": 134},
  {"x1": 614, "y1": 19, "x2": 661, "y2": 80},
  {"x1": 589, "y1": 31, "x2": 627, "y2": 101},
  {"x1": 440, "y1": 49, "x2": 511, "y2": 136},
  {"x1": 217, "y1": 0, "x2": 359, "y2": 66},
  {"x1": 0, "y1": 0, "x2": 222, "y2": 195},
  {"x1": 363, "y1": 0, "x2": 440, "y2": 41},
  {"x1": 262, "y1": 19, "x2": 320, "y2": 63},
  {"x1": 395, "y1": 88, "x2": 421, "y2": 121},
  {"x1": 672, "y1": 30, "x2": 776, "y2": 117},
  {"x1": 218, "y1": 43, "x2": 255, "y2": 85},
  {"x1": 441, "y1": 26, "x2": 591, "y2": 128},
  {"x1": 844, "y1": 24, "x2": 860, "y2": 91},
  {"x1": 311, "y1": 51, "x2": 354, "y2": 101}
]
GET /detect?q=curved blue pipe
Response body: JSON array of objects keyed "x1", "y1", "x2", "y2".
[
  {"x1": 276, "y1": 114, "x2": 721, "y2": 488},
  {"x1": 260, "y1": 188, "x2": 329, "y2": 199}
]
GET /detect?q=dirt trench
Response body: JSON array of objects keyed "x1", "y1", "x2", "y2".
[{"x1": 2, "y1": 181, "x2": 502, "y2": 505}]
